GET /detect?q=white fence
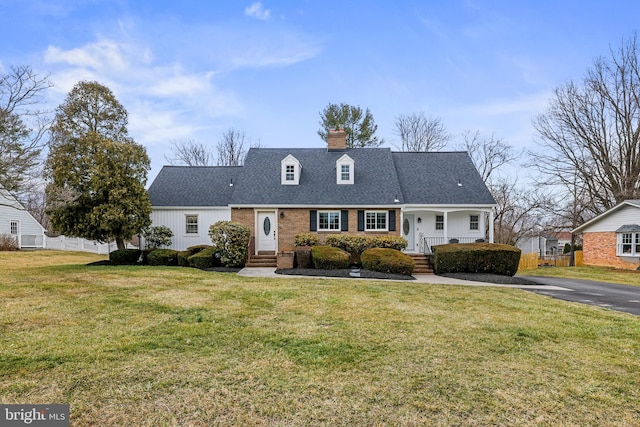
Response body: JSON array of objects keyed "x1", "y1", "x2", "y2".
[{"x1": 45, "y1": 236, "x2": 136, "y2": 254}]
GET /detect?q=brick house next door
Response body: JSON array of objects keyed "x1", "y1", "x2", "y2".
[{"x1": 257, "y1": 211, "x2": 277, "y2": 253}]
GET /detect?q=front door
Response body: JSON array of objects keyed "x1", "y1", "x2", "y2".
[
  {"x1": 403, "y1": 214, "x2": 415, "y2": 252},
  {"x1": 257, "y1": 211, "x2": 277, "y2": 253}
]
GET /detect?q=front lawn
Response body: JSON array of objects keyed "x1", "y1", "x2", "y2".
[
  {"x1": 520, "y1": 265, "x2": 640, "y2": 286},
  {"x1": 1, "y1": 251, "x2": 639, "y2": 426}
]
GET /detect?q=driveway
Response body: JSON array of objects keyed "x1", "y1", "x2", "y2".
[{"x1": 522, "y1": 276, "x2": 640, "y2": 316}]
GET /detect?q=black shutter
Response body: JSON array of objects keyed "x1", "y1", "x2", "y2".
[
  {"x1": 358, "y1": 210, "x2": 365, "y2": 231},
  {"x1": 310, "y1": 210, "x2": 317, "y2": 231},
  {"x1": 388, "y1": 210, "x2": 396, "y2": 231},
  {"x1": 341, "y1": 210, "x2": 349, "y2": 231}
]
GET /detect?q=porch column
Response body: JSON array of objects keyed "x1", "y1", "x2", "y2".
[
  {"x1": 443, "y1": 211, "x2": 448, "y2": 243},
  {"x1": 489, "y1": 209, "x2": 494, "y2": 243}
]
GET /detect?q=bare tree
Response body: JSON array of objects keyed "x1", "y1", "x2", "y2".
[
  {"x1": 459, "y1": 130, "x2": 520, "y2": 183},
  {"x1": 394, "y1": 112, "x2": 450, "y2": 151},
  {"x1": 217, "y1": 128, "x2": 261, "y2": 166},
  {"x1": 0, "y1": 65, "x2": 52, "y2": 198},
  {"x1": 533, "y1": 34, "x2": 640, "y2": 215},
  {"x1": 165, "y1": 139, "x2": 215, "y2": 166}
]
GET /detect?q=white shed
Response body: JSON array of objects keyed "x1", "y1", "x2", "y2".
[{"x1": 0, "y1": 188, "x2": 46, "y2": 249}]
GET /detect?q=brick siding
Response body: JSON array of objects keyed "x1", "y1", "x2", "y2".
[{"x1": 583, "y1": 231, "x2": 640, "y2": 270}]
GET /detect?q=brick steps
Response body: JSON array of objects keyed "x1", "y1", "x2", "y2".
[
  {"x1": 245, "y1": 254, "x2": 277, "y2": 268},
  {"x1": 410, "y1": 254, "x2": 434, "y2": 274}
]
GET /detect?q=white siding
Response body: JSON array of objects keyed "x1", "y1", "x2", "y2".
[
  {"x1": 150, "y1": 207, "x2": 231, "y2": 250},
  {"x1": 582, "y1": 205, "x2": 640, "y2": 233},
  {"x1": 0, "y1": 191, "x2": 46, "y2": 248}
]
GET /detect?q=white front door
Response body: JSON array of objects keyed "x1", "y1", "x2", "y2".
[
  {"x1": 257, "y1": 211, "x2": 277, "y2": 253},
  {"x1": 403, "y1": 214, "x2": 415, "y2": 252}
]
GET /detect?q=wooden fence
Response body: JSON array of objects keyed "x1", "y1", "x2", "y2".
[{"x1": 518, "y1": 251, "x2": 583, "y2": 272}]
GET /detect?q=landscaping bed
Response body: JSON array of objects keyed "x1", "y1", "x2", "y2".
[
  {"x1": 276, "y1": 267, "x2": 415, "y2": 280},
  {"x1": 439, "y1": 272, "x2": 540, "y2": 285}
]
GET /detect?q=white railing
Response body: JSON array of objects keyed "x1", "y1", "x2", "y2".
[
  {"x1": 422, "y1": 236, "x2": 485, "y2": 254},
  {"x1": 44, "y1": 236, "x2": 135, "y2": 254}
]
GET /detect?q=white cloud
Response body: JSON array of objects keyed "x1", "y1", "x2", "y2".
[
  {"x1": 244, "y1": 2, "x2": 271, "y2": 21},
  {"x1": 45, "y1": 39, "x2": 129, "y2": 72}
]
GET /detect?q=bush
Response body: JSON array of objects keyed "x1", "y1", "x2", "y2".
[
  {"x1": 311, "y1": 246, "x2": 350, "y2": 270},
  {"x1": 208, "y1": 221, "x2": 251, "y2": 267},
  {"x1": 188, "y1": 247, "x2": 220, "y2": 269},
  {"x1": 323, "y1": 234, "x2": 408, "y2": 264},
  {"x1": 433, "y1": 243, "x2": 521, "y2": 276},
  {"x1": 142, "y1": 225, "x2": 174, "y2": 249},
  {"x1": 177, "y1": 250, "x2": 191, "y2": 267},
  {"x1": 294, "y1": 233, "x2": 320, "y2": 247},
  {"x1": 361, "y1": 248, "x2": 415, "y2": 276},
  {"x1": 147, "y1": 249, "x2": 179, "y2": 266},
  {"x1": 0, "y1": 234, "x2": 18, "y2": 251},
  {"x1": 109, "y1": 249, "x2": 141, "y2": 265},
  {"x1": 186, "y1": 245, "x2": 212, "y2": 256}
]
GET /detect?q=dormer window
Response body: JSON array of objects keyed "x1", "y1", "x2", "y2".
[
  {"x1": 281, "y1": 154, "x2": 301, "y2": 185},
  {"x1": 336, "y1": 154, "x2": 354, "y2": 185}
]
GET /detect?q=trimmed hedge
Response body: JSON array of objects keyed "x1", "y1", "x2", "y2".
[
  {"x1": 109, "y1": 249, "x2": 141, "y2": 265},
  {"x1": 294, "y1": 233, "x2": 320, "y2": 247},
  {"x1": 186, "y1": 245, "x2": 212, "y2": 256},
  {"x1": 361, "y1": 248, "x2": 415, "y2": 276},
  {"x1": 188, "y1": 247, "x2": 220, "y2": 269},
  {"x1": 323, "y1": 234, "x2": 408, "y2": 264},
  {"x1": 311, "y1": 246, "x2": 350, "y2": 270},
  {"x1": 433, "y1": 243, "x2": 521, "y2": 276},
  {"x1": 177, "y1": 250, "x2": 191, "y2": 267},
  {"x1": 147, "y1": 249, "x2": 179, "y2": 266}
]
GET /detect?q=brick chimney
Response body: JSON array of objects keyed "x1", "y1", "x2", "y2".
[{"x1": 327, "y1": 128, "x2": 347, "y2": 151}]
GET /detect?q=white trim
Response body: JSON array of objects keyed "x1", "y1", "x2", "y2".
[
  {"x1": 336, "y1": 154, "x2": 355, "y2": 185},
  {"x1": 573, "y1": 200, "x2": 640, "y2": 233},
  {"x1": 281, "y1": 154, "x2": 301, "y2": 186},
  {"x1": 317, "y1": 210, "x2": 341, "y2": 231},
  {"x1": 364, "y1": 210, "x2": 388, "y2": 231}
]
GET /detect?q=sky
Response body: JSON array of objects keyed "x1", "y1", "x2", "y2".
[{"x1": 1, "y1": 0, "x2": 639, "y2": 184}]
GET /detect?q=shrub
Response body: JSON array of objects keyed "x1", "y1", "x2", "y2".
[
  {"x1": 186, "y1": 244, "x2": 212, "y2": 256},
  {"x1": 361, "y1": 248, "x2": 415, "y2": 276},
  {"x1": 323, "y1": 234, "x2": 408, "y2": 264},
  {"x1": 177, "y1": 250, "x2": 191, "y2": 267},
  {"x1": 311, "y1": 246, "x2": 350, "y2": 270},
  {"x1": 109, "y1": 249, "x2": 141, "y2": 265},
  {"x1": 147, "y1": 249, "x2": 179, "y2": 266},
  {"x1": 0, "y1": 234, "x2": 18, "y2": 251},
  {"x1": 208, "y1": 221, "x2": 251, "y2": 267},
  {"x1": 188, "y1": 247, "x2": 220, "y2": 269},
  {"x1": 433, "y1": 243, "x2": 521, "y2": 276},
  {"x1": 294, "y1": 233, "x2": 320, "y2": 247},
  {"x1": 142, "y1": 225, "x2": 174, "y2": 249}
]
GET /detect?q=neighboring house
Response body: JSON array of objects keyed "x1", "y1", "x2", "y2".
[
  {"x1": 0, "y1": 187, "x2": 46, "y2": 249},
  {"x1": 573, "y1": 200, "x2": 640, "y2": 270},
  {"x1": 147, "y1": 129, "x2": 497, "y2": 257},
  {"x1": 517, "y1": 231, "x2": 572, "y2": 255}
]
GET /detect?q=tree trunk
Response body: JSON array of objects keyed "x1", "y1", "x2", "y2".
[{"x1": 116, "y1": 237, "x2": 126, "y2": 251}]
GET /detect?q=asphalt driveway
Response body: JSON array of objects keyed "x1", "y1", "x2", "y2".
[{"x1": 521, "y1": 276, "x2": 640, "y2": 316}]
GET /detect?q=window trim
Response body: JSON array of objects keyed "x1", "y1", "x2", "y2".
[
  {"x1": 365, "y1": 210, "x2": 388, "y2": 231},
  {"x1": 469, "y1": 214, "x2": 479, "y2": 231},
  {"x1": 336, "y1": 154, "x2": 354, "y2": 185},
  {"x1": 318, "y1": 210, "x2": 341, "y2": 231},
  {"x1": 617, "y1": 232, "x2": 640, "y2": 257},
  {"x1": 185, "y1": 215, "x2": 198, "y2": 235},
  {"x1": 281, "y1": 154, "x2": 301, "y2": 185},
  {"x1": 435, "y1": 215, "x2": 444, "y2": 231},
  {"x1": 10, "y1": 221, "x2": 18, "y2": 235}
]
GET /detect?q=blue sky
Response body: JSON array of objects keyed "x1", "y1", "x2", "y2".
[{"x1": 1, "y1": 0, "x2": 638, "y2": 182}]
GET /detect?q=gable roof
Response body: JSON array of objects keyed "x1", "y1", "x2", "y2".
[
  {"x1": 148, "y1": 166, "x2": 242, "y2": 207},
  {"x1": 573, "y1": 200, "x2": 640, "y2": 233},
  {"x1": 392, "y1": 152, "x2": 496, "y2": 205},
  {"x1": 148, "y1": 148, "x2": 496, "y2": 208}
]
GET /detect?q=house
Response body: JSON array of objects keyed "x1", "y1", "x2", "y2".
[
  {"x1": 516, "y1": 231, "x2": 572, "y2": 255},
  {"x1": 0, "y1": 187, "x2": 46, "y2": 249},
  {"x1": 148, "y1": 129, "x2": 497, "y2": 261},
  {"x1": 573, "y1": 199, "x2": 640, "y2": 270}
]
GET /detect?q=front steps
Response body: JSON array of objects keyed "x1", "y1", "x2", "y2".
[
  {"x1": 245, "y1": 253, "x2": 277, "y2": 268},
  {"x1": 410, "y1": 254, "x2": 434, "y2": 274}
]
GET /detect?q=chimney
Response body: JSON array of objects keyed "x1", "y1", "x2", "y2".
[{"x1": 327, "y1": 128, "x2": 347, "y2": 151}]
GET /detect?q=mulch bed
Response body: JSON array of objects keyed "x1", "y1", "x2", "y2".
[
  {"x1": 276, "y1": 268, "x2": 415, "y2": 280},
  {"x1": 438, "y1": 272, "x2": 539, "y2": 285}
]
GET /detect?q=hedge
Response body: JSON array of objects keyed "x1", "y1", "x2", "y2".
[
  {"x1": 188, "y1": 247, "x2": 220, "y2": 269},
  {"x1": 147, "y1": 249, "x2": 179, "y2": 266},
  {"x1": 323, "y1": 234, "x2": 408, "y2": 264},
  {"x1": 109, "y1": 249, "x2": 141, "y2": 265},
  {"x1": 433, "y1": 243, "x2": 521, "y2": 276},
  {"x1": 361, "y1": 248, "x2": 415, "y2": 276},
  {"x1": 311, "y1": 246, "x2": 350, "y2": 270}
]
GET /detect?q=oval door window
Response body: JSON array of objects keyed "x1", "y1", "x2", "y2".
[
  {"x1": 263, "y1": 217, "x2": 271, "y2": 236},
  {"x1": 403, "y1": 218, "x2": 410, "y2": 235}
]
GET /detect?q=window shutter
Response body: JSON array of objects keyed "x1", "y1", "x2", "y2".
[
  {"x1": 388, "y1": 210, "x2": 396, "y2": 231},
  {"x1": 341, "y1": 210, "x2": 349, "y2": 231},
  {"x1": 310, "y1": 210, "x2": 317, "y2": 231},
  {"x1": 358, "y1": 210, "x2": 365, "y2": 231}
]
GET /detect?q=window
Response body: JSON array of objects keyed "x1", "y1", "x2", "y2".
[
  {"x1": 318, "y1": 211, "x2": 340, "y2": 231},
  {"x1": 365, "y1": 211, "x2": 387, "y2": 231},
  {"x1": 470, "y1": 215, "x2": 479, "y2": 230},
  {"x1": 185, "y1": 215, "x2": 198, "y2": 234},
  {"x1": 341, "y1": 164, "x2": 350, "y2": 181},
  {"x1": 435, "y1": 215, "x2": 444, "y2": 230},
  {"x1": 10, "y1": 221, "x2": 18, "y2": 235},
  {"x1": 617, "y1": 232, "x2": 640, "y2": 256},
  {"x1": 285, "y1": 165, "x2": 295, "y2": 181}
]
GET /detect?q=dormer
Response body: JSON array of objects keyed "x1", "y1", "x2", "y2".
[
  {"x1": 336, "y1": 154, "x2": 354, "y2": 185},
  {"x1": 281, "y1": 154, "x2": 301, "y2": 185}
]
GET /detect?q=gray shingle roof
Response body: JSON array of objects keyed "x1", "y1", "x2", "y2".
[
  {"x1": 148, "y1": 149, "x2": 496, "y2": 207},
  {"x1": 148, "y1": 166, "x2": 241, "y2": 206}
]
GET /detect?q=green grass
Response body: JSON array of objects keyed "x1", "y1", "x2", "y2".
[
  {"x1": 1, "y1": 251, "x2": 640, "y2": 426},
  {"x1": 520, "y1": 265, "x2": 640, "y2": 286}
]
